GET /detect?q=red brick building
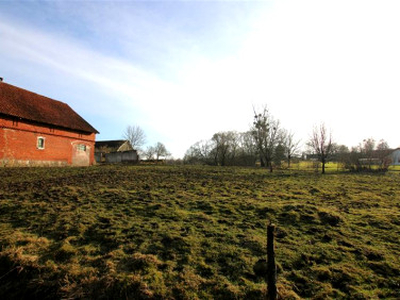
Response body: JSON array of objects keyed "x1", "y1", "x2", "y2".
[{"x1": 0, "y1": 81, "x2": 98, "y2": 166}]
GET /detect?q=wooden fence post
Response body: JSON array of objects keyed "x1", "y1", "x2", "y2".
[{"x1": 267, "y1": 224, "x2": 277, "y2": 300}]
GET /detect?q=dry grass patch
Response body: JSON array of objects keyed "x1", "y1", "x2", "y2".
[{"x1": 0, "y1": 165, "x2": 399, "y2": 299}]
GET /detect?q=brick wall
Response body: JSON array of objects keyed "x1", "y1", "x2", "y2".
[{"x1": 0, "y1": 116, "x2": 96, "y2": 167}]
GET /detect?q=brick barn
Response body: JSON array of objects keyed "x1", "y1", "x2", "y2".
[{"x1": 0, "y1": 80, "x2": 98, "y2": 167}]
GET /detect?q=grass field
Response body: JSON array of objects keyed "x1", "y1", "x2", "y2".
[{"x1": 0, "y1": 165, "x2": 399, "y2": 299}]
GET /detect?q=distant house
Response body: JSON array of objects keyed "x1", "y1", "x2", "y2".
[
  {"x1": 0, "y1": 80, "x2": 98, "y2": 167},
  {"x1": 95, "y1": 140, "x2": 138, "y2": 164}
]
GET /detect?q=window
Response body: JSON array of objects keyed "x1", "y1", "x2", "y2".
[
  {"x1": 77, "y1": 144, "x2": 86, "y2": 152},
  {"x1": 37, "y1": 137, "x2": 45, "y2": 149}
]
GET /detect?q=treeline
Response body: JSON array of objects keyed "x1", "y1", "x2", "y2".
[
  {"x1": 184, "y1": 106, "x2": 300, "y2": 169},
  {"x1": 184, "y1": 131, "x2": 259, "y2": 166},
  {"x1": 184, "y1": 106, "x2": 394, "y2": 173}
]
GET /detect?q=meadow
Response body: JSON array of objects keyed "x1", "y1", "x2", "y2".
[{"x1": 0, "y1": 165, "x2": 399, "y2": 299}]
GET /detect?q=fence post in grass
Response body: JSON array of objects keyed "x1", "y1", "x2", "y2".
[{"x1": 267, "y1": 223, "x2": 277, "y2": 300}]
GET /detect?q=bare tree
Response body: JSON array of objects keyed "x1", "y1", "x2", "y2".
[
  {"x1": 307, "y1": 123, "x2": 333, "y2": 174},
  {"x1": 211, "y1": 131, "x2": 239, "y2": 166},
  {"x1": 144, "y1": 145, "x2": 156, "y2": 160},
  {"x1": 343, "y1": 138, "x2": 391, "y2": 172},
  {"x1": 251, "y1": 106, "x2": 280, "y2": 172},
  {"x1": 184, "y1": 133, "x2": 255, "y2": 166},
  {"x1": 359, "y1": 138, "x2": 376, "y2": 170},
  {"x1": 184, "y1": 140, "x2": 213, "y2": 165},
  {"x1": 331, "y1": 144, "x2": 350, "y2": 170},
  {"x1": 280, "y1": 129, "x2": 300, "y2": 168},
  {"x1": 273, "y1": 143, "x2": 286, "y2": 168},
  {"x1": 376, "y1": 139, "x2": 391, "y2": 170},
  {"x1": 123, "y1": 125, "x2": 146, "y2": 150},
  {"x1": 238, "y1": 131, "x2": 258, "y2": 166},
  {"x1": 154, "y1": 142, "x2": 170, "y2": 160}
]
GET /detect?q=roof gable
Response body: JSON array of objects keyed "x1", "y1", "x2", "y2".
[{"x1": 0, "y1": 82, "x2": 98, "y2": 134}]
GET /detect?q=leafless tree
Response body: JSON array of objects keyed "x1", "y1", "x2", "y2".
[
  {"x1": 280, "y1": 129, "x2": 301, "y2": 168},
  {"x1": 331, "y1": 144, "x2": 350, "y2": 170},
  {"x1": 343, "y1": 138, "x2": 391, "y2": 172},
  {"x1": 123, "y1": 125, "x2": 146, "y2": 150},
  {"x1": 184, "y1": 133, "x2": 257, "y2": 166},
  {"x1": 376, "y1": 139, "x2": 391, "y2": 170},
  {"x1": 154, "y1": 142, "x2": 170, "y2": 160},
  {"x1": 237, "y1": 131, "x2": 258, "y2": 166},
  {"x1": 211, "y1": 131, "x2": 239, "y2": 166},
  {"x1": 307, "y1": 123, "x2": 333, "y2": 174},
  {"x1": 144, "y1": 145, "x2": 156, "y2": 160},
  {"x1": 359, "y1": 138, "x2": 376, "y2": 170},
  {"x1": 251, "y1": 106, "x2": 280, "y2": 172},
  {"x1": 273, "y1": 143, "x2": 286, "y2": 168},
  {"x1": 184, "y1": 140, "x2": 213, "y2": 164}
]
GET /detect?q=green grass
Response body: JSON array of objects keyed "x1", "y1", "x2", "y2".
[
  {"x1": 389, "y1": 165, "x2": 400, "y2": 172},
  {"x1": 0, "y1": 165, "x2": 399, "y2": 299}
]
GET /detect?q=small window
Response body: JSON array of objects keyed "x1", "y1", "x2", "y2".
[
  {"x1": 37, "y1": 137, "x2": 45, "y2": 149},
  {"x1": 77, "y1": 144, "x2": 86, "y2": 152}
]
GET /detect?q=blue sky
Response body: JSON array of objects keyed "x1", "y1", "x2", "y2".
[{"x1": 1, "y1": 1, "x2": 400, "y2": 158}]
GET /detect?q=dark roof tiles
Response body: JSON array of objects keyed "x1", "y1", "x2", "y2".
[{"x1": 0, "y1": 82, "x2": 98, "y2": 134}]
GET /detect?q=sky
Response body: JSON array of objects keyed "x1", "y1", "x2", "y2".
[{"x1": 1, "y1": 0, "x2": 400, "y2": 158}]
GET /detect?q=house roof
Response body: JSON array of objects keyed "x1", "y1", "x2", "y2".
[
  {"x1": 95, "y1": 140, "x2": 134, "y2": 152},
  {"x1": 0, "y1": 82, "x2": 98, "y2": 134}
]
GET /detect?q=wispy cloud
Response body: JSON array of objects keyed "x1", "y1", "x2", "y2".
[
  {"x1": 0, "y1": 2, "x2": 263, "y2": 157},
  {"x1": 1, "y1": 1, "x2": 400, "y2": 157}
]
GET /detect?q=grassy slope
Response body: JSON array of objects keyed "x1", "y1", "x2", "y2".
[{"x1": 0, "y1": 165, "x2": 399, "y2": 299}]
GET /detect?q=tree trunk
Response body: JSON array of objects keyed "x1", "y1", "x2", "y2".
[{"x1": 260, "y1": 155, "x2": 265, "y2": 167}]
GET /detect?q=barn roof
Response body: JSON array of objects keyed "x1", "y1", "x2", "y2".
[
  {"x1": 0, "y1": 82, "x2": 98, "y2": 134},
  {"x1": 95, "y1": 140, "x2": 134, "y2": 152},
  {"x1": 96, "y1": 140, "x2": 127, "y2": 148}
]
